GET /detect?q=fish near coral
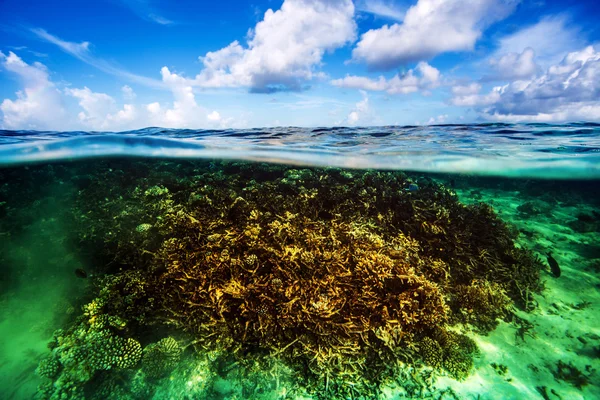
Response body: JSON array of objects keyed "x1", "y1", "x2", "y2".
[
  {"x1": 546, "y1": 252, "x2": 561, "y2": 278},
  {"x1": 74, "y1": 268, "x2": 88, "y2": 279}
]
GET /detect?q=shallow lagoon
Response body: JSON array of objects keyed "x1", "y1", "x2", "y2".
[{"x1": 0, "y1": 126, "x2": 599, "y2": 399}]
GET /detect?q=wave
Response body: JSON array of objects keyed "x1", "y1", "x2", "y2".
[{"x1": 1, "y1": 124, "x2": 600, "y2": 179}]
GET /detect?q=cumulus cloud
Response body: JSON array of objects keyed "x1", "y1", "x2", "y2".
[
  {"x1": 494, "y1": 15, "x2": 585, "y2": 68},
  {"x1": 66, "y1": 87, "x2": 116, "y2": 125},
  {"x1": 0, "y1": 52, "x2": 234, "y2": 130},
  {"x1": 31, "y1": 1, "x2": 356, "y2": 94},
  {"x1": 121, "y1": 85, "x2": 136, "y2": 100},
  {"x1": 65, "y1": 86, "x2": 139, "y2": 129},
  {"x1": 346, "y1": 90, "x2": 371, "y2": 125},
  {"x1": 193, "y1": 0, "x2": 357, "y2": 92},
  {"x1": 0, "y1": 51, "x2": 66, "y2": 130},
  {"x1": 146, "y1": 67, "x2": 230, "y2": 128},
  {"x1": 331, "y1": 62, "x2": 440, "y2": 94},
  {"x1": 451, "y1": 46, "x2": 600, "y2": 121},
  {"x1": 450, "y1": 84, "x2": 501, "y2": 106},
  {"x1": 352, "y1": 0, "x2": 518, "y2": 70},
  {"x1": 426, "y1": 114, "x2": 448, "y2": 125},
  {"x1": 485, "y1": 47, "x2": 540, "y2": 81}
]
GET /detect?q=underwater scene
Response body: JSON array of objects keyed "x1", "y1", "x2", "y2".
[{"x1": 0, "y1": 125, "x2": 599, "y2": 400}]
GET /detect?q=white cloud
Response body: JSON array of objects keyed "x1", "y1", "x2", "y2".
[
  {"x1": 207, "y1": 111, "x2": 221, "y2": 122},
  {"x1": 0, "y1": 51, "x2": 67, "y2": 130},
  {"x1": 486, "y1": 47, "x2": 540, "y2": 81},
  {"x1": 331, "y1": 62, "x2": 440, "y2": 94},
  {"x1": 451, "y1": 82, "x2": 481, "y2": 96},
  {"x1": 31, "y1": 28, "x2": 165, "y2": 89},
  {"x1": 121, "y1": 85, "x2": 136, "y2": 100},
  {"x1": 494, "y1": 15, "x2": 585, "y2": 68},
  {"x1": 193, "y1": 0, "x2": 357, "y2": 92},
  {"x1": 66, "y1": 87, "x2": 116, "y2": 123},
  {"x1": 346, "y1": 90, "x2": 371, "y2": 125},
  {"x1": 145, "y1": 67, "x2": 234, "y2": 128},
  {"x1": 65, "y1": 86, "x2": 138, "y2": 129},
  {"x1": 451, "y1": 45, "x2": 600, "y2": 121},
  {"x1": 0, "y1": 52, "x2": 234, "y2": 130},
  {"x1": 116, "y1": 0, "x2": 174, "y2": 25},
  {"x1": 450, "y1": 84, "x2": 504, "y2": 107},
  {"x1": 356, "y1": 0, "x2": 405, "y2": 21},
  {"x1": 352, "y1": 0, "x2": 518, "y2": 70},
  {"x1": 30, "y1": 1, "x2": 355, "y2": 95},
  {"x1": 426, "y1": 114, "x2": 448, "y2": 125},
  {"x1": 105, "y1": 104, "x2": 137, "y2": 127}
]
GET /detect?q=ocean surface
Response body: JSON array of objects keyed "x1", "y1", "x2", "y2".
[
  {"x1": 1, "y1": 123, "x2": 600, "y2": 178},
  {"x1": 0, "y1": 124, "x2": 599, "y2": 400}
]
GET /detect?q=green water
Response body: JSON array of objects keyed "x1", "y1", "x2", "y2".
[{"x1": 0, "y1": 159, "x2": 599, "y2": 400}]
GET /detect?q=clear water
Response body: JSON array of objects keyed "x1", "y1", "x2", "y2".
[
  {"x1": 0, "y1": 125, "x2": 599, "y2": 400},
  {"x1": 2, "y1": 123, "x2": 600, "y2": 178}
]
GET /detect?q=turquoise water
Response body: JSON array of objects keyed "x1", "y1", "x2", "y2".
[
  {"x1": 0, "y1": 125, "x2": 599, "y2": 400},
  {"x1": 2, "y1": 123, "x2": 600, "y2": 178}
]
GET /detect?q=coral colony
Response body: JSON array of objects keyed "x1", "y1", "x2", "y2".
[{"x1": 27, "y1": 160, "x2": 542, "y2": 399}]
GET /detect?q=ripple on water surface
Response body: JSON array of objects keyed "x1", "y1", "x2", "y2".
[{"x1": 1, "y1": 124, "x2": 600, "y2": 178}]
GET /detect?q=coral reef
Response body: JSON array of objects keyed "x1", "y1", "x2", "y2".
[
  {"x1": 142, "y1": 337, "x2": 182, "y2": 378},
  {"x1": 36, "y1": 298, "x2": 142, "y2": 400},
  {"x1": 30, "y1": 160, "x2": 543, "y2": 399},
  {"x1": 419, "y1": 329, "x2": 479, "y2": 380},
  {"x1": 451, "y1": 279, "x2": 513, "y2": 332}
]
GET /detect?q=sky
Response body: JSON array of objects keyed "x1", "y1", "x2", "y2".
[{"x1": 0, "y1": 0, "x2": 599, "y2": 130}]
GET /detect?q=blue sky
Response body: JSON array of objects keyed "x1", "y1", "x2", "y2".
[{"x1": 0, "y1": 0, "x2": 599, "y2": 130}]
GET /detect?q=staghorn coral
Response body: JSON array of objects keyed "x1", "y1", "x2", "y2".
[
  {"x1": 142, "y1": 337, "x2": 182, "y2": 378},
  {"x1": 52, "y1": 160, "x2": 544, "y2": 398},
  {"x1": 452, "y1": 279, "x2": 514, "y2": 333}
]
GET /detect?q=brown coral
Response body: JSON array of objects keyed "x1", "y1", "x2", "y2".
[
  {"x1": 62, "y1": 160, "x2": 543, "y2": 397},
  {"x1": 142, "y1": 337, "x2": 182, "y2": 378},
  {"x1": 451, "y1": 279, "x2": 514, "y2": 332}
]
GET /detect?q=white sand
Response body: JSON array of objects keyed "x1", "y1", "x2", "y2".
[{"x1": 428, "y1": 186, "x2": 600, "y2": 400}]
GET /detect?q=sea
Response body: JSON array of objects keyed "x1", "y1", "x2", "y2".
[{"x1": 0, "y1": 124, "x2": 599, "y2": 400}]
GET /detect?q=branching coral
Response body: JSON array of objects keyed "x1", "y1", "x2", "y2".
[
  {"x1": 452, "y1": 279, "x2": 514, "y2": 332},
  {"x1": 41, "y1": 160, "x2": 544, "y2": 399},
  {"x1": 419, "y1": 330, "x2": 479, "y2": 380},
  {"x1": 36, "y1": 298, "x2": 142, "y2": 400},
  {"x1": 142, "y1": 337, "x2": 182, "y2": 379}
]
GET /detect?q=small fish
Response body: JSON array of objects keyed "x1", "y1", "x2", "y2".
[
  {"x1": 74, "y1": 268, "x2": 88, "y2": 279},
  {"x1": 408, "y1": 183, "x2": 419, "y2": 192},
  {"x1": 546, "y1": 252, "x2": 561, "y2": 278}
]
